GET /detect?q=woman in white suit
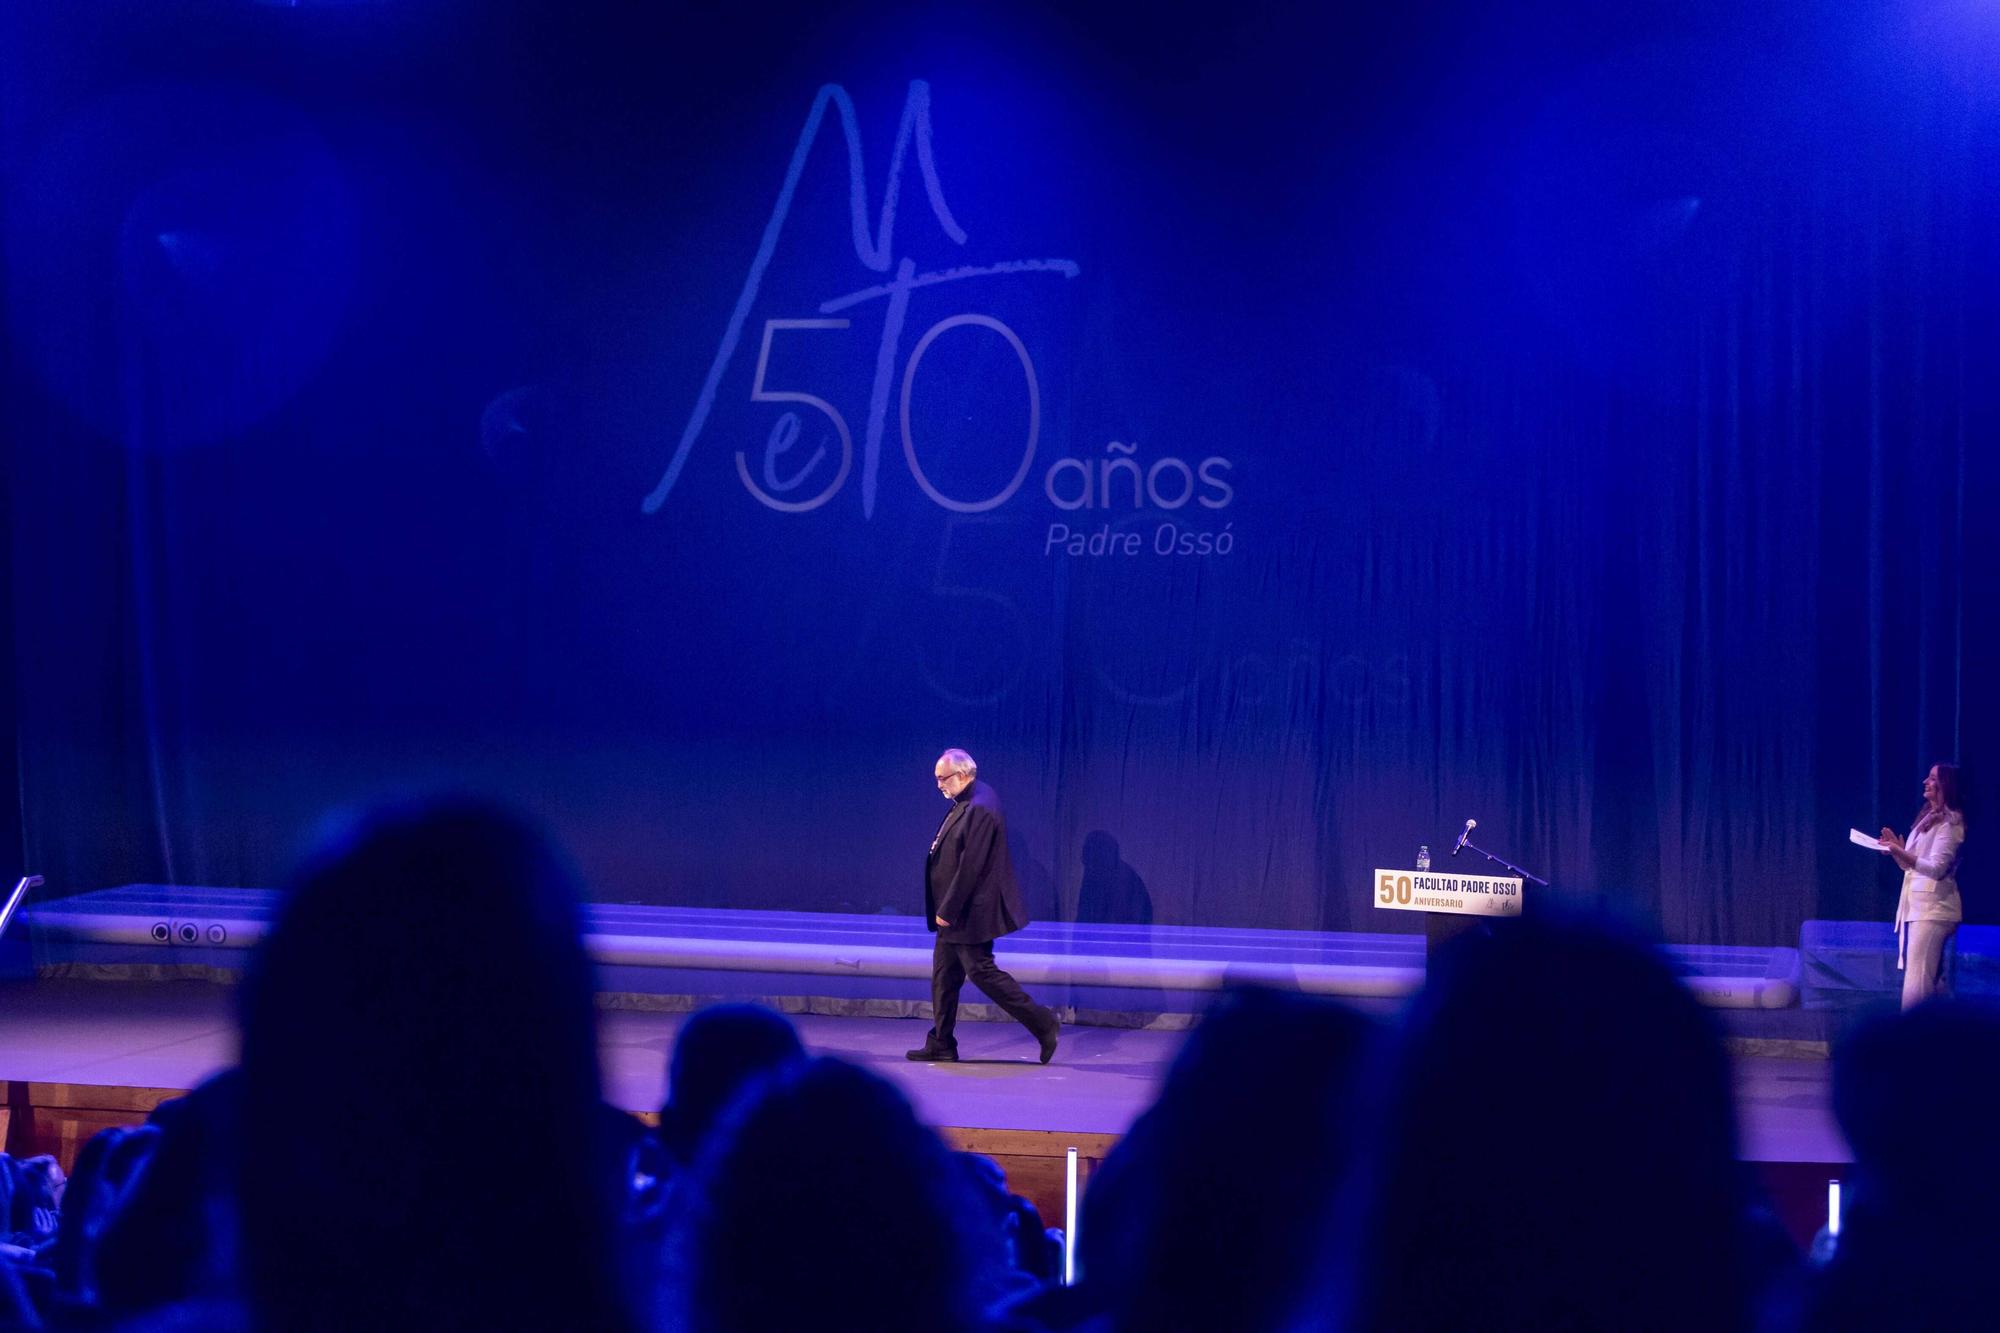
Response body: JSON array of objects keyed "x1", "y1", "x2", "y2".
[{"x1": 1881, "y1": 762, "x2": 1966, "y2": 1009}]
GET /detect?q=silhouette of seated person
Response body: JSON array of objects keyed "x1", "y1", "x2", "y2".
[
  {"x1": 0, "y1": 1150, "x2": 63, "y2": 1327},
  {"x1": 74, "y1": 1070, "x2": 244, "y2": 1322},
  {"x1": 47, "y1": 1125, "x2": 157, "y2": 1318},
  {"x1": 0, "y1": 1152, "x2": 62, "y2": 1257},
  {"x1": 1346, "y1": 914, "x2": 1757, "y2": 1332},
  {"x1": 1, "y1": 1155, "x2": 60, "y2": 1257},
  {"x1": 1074, "y1": 832, "x2": 1151, "y2": 926},
  {"x1": 1805, "y1": 999, "x2": 2000, "y2": 1332},
  {"x1": 1072, "y1": 986, "x2": 1374, "y2": 1333},
  {"x1": 620, "y1": 1002, "x2": 807, "y2": 1324},
  {"x1": 676, "y1": 1056, "x2": 1002, "y2": 1332},
  {"x1": 656, "y1": 1003, "x2": 805, "y2": 1169},
  {"x1": 236, "y1": 800, "x2": 636, "y2": 1333},
  {"x1": 955, "y1": 1152, "x2": 1061, "y2": 1316}
]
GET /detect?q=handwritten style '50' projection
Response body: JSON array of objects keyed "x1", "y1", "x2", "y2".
[{"x1": 641, "y1": 80, "x2": 1080, "y2": 519}]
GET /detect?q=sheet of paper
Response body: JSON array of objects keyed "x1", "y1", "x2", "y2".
[{"x1": 1849, "y1": 827, "x2": 1888, "y2": 851}]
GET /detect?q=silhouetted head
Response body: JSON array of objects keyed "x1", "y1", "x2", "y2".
[
  {"x1": 238, "y1": 799, "x2": 629, "y2": 1332},
  {"x1": 955, "y1": 1152, "x2": 1061, "y2": 1289},
  {"x1": 680, "y1": 1056, "x2": 994, "y2": 1332},
  {"x1": 1082, "y1": 986, "x2": 1375, "y2": 1333},
  {"x1": 90, "y1": 1069, "x2": 242, "y2": 1317},
  {"x1": 1351, "y1": 915, "x2": 1748, "y2": 1332},
  {"x1": 1811, "y1": 1000, "x2": 2000, "y2": 1329},
  {"x1": 53, "y1": 1125, "x2": 159, "y2": 1305},
  {"x1": 658, "y1": 1003, "x2": 805, "y2": 1164},
  {"x1": 1836, "y1": 998, "x2": 2000, "y2": 1188},
  {"x1": 1081, "y1": 831, "x2": 1120, "y2": 873},
  {"x1": 1, "y1": 1151, "x2": 63, "y2": 1246}
]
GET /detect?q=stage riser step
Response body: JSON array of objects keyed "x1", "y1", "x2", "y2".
[
  {"x1": 27, "y1": 887, "x2": 1801, "y2": 1009},
  {"x1": 1800, "y1": 921, "x2": 2000, "y2": 1008}
]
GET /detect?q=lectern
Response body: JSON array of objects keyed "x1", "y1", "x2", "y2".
[
  {"x1": 1372, "y1": 866, "x2": 1523, "y2": 954},
  {"x1": 1371, "y1": 868, "x2": 1524, "y2": 918}
]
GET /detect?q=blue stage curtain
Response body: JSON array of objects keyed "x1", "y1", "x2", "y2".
[{"x1": 2, "y1": 2, "x2": 1992, "y2": 945}]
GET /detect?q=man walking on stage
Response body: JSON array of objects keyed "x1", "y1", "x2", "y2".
[{"x1": 908, "y1": 749, "x2": 1061, "y2": 1064}]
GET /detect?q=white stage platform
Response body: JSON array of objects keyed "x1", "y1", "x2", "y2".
[{"x1": 24, "y1": 885, "x2": 1802, "y2": 1017}]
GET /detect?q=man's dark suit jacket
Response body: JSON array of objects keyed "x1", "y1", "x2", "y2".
[{"x1": 924, "y1": 780, "x2": 1030, "y2": 944}]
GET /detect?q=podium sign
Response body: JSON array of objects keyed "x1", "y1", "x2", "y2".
[{"x1": 1372, "y1": 868, "x2": 1523, "y2": 917}]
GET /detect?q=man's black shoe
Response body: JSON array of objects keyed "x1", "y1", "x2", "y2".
[
  {"x1": 1036, "y1": 1016, "x2": 1060, "y2": 1065},
  {"x1": 906, "y1": 1045, "x2": 959, "y2": 1062}
]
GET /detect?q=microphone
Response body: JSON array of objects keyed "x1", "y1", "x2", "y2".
[{"x1": 1452, "y1": 819, "x2": 1476, "y2": 856}]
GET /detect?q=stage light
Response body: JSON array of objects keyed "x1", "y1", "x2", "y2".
[
  {"x1": 1827, "y1": 1179, "x2": 1843, "y2": 1237},
  {"x1": 1064, "y1": 1146, "x2": 1079, "y2": 1286}
]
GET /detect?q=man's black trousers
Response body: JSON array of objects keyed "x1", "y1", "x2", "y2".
[{"x1": 927, "y1": 936, "x2": 1054, "y2": 1048}]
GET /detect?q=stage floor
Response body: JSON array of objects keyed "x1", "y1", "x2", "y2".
[{"x1": 0, "y1": 978, "x2": 1845, "y2": 1160}]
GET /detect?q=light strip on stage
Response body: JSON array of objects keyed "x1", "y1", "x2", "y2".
[
  {"x1": 1064, "y1": 1146, "x2": 1079, "y2": 1286},
  {"x1": 1827, "y1": 1179, "x2": 1842, "y2": 1237}
]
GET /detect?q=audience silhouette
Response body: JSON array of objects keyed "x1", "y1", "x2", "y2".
[
  {"x1": 89, "y1": 1071, "x2": 241, "y2": 1319},
  {"x1": 237, "y1": 800, "x2": 635, "y2": 1332},
  {"x1": 675, "y1": 1056, "x2": 998, "y2": 1333},
  {"x1": 1805, "y1": 998, "x2": 2000, "y2": 1331},
  {"x1": 50, "y1": 1125, "x2": 156, "y2": 1314},
  {"x1": 7, "y1": 806, "x2": 1991, "y2": 1333},
  {"x1": 1347, "y1": 914, "x2": 1764, "y2": 1332},
  {"x1": 655, "y1": 1003, "x2": 804, "y2": 1168},
  {"x1": 1080, "y1": 986, "x2": 1375, "y2": 1333}
]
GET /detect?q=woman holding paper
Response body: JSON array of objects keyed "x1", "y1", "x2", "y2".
[{"x1": 1882, "y1": 763, "x2": 1966, "y2": 1009}]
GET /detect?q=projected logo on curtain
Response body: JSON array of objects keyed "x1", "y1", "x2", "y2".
[{"x1": 640, "y1": 80, "x2": 1236, "y2": 559}]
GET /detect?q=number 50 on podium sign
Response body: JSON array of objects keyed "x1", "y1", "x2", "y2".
[{"x1": 1373, "y1": 868, "x2": 1524, "y2": 918}]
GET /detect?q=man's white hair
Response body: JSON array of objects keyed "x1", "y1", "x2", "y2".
[{"x1": 936, "y1": 748, "x2": 977, "y2": 777}]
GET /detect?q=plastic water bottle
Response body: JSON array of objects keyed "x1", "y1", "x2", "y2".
[{"x1": 1416, "y1": 845, "x2": 1431, "y2": 872}]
